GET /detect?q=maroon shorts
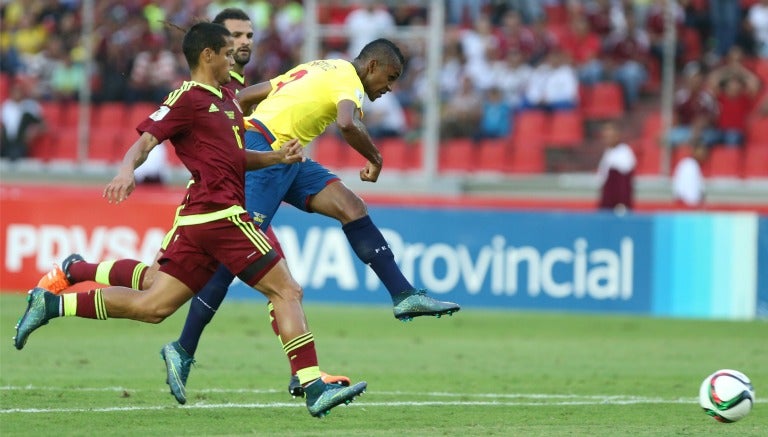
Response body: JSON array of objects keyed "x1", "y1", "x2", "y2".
[{"x1": 159, "y1": 212, "x2": 280, "y2": 292}]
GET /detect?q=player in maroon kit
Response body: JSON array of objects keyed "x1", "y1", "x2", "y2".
[{"x1": 14, "y1": 21, "x2": 366, "y2": 418}]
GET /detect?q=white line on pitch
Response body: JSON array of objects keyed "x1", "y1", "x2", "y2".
[
  {"x1": 0, "y1": 386, "x2": 697, "y2": 401},
  {"x1": 1, "y1": 399, "x2": 700, "y2": 414}
]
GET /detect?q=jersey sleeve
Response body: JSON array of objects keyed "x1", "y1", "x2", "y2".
[
  {"x1": 137, "y1": 94, "x2": 193, "y2": 143},
  {"x1": 325, "y1": 67, "x2": 364, "y2": 109}
]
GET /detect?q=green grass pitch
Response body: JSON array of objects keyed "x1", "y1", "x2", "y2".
[{"x1": 1, "y1": 292, "x2": 765, "y2": 436}]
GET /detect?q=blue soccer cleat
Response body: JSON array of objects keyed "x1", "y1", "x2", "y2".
[
  {"x1": 160, "y1": 341, "x2": 195, "y2": 405},
  {"x1": 392, "y1": 289, "x2": 460, "y2": 321},
  {"x1": 14, "y1": 288, "x2": 53, "y2": 350},
  {"x1": 305, "y1": 380, "x2": 367, "y2": 418}
]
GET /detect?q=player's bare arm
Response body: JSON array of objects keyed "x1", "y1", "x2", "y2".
[
  {"x1": 244, "y1": 138, "x2": 304, "y2": 170},
  {"x1": 104, "y1": 132, "x2": 160, "y2": 204},
  {"x1": 237, "y1": 81, "x2": 273, "y2": 114},
  {"x1": 336, "y1": 99, "x2": 383, "y2": 182}
]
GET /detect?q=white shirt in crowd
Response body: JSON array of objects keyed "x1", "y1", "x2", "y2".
[
  {"x1": 344, "y1": 5, "x2": 396, "y2": 58},
  {"x1": 672, "y1": 156, "x2": 705, "y2": 206},
  {"x1": 597, "y1": 143, "x2": 637, "y2": 184}
]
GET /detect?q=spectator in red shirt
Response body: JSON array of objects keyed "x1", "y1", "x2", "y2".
[
  {"x1": 558, "y1": 13, "x2": 603, "y2": 84},
  {"x1": 713, "y1": 76, "x2": 760, "y2": 147},
  {"x1": 667, "y1": 62, "x2": 719, "y2": 148}
]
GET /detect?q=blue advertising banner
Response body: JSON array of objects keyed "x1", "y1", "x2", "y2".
[
  {"x1": 758, "y1": 217, "x2": 768, "y2": 319},
  {"x1": 230, "y1": 207, "x2": 655, "y2": 315}
]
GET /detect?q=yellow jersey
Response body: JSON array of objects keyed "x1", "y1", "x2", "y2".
[{"x1": 244, "y1": 59, "x2": 365, "y2": 150}]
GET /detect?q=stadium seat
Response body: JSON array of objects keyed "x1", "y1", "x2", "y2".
[
  {"x1": 310, "y1": 134, "x2": 345, "y2": 169},
  {"x1": 439, "y1": 138, "x2": 476, "y2": 173},
  {"x1": 641, "y1": 111, "x2": 663, "y2": 144},
  {"x1": 743, "y1": 145, "x2": 768, "y2": 178},
  {"x1": 582, "y1": 82, "x2": 625, "y2": 120},
  {"x1": 512, "y1": 110, "x2": 547, "y2": 147},
  {"x1": 378, "y1": 138, "x2": 411, "y2": 170},
  {"x1": 746, "y1": 116, "x2": 768, "y2": 144},
  {"x1": 477, "y1": 138, "x2": 512, "y2": 172},
  {"x1": 546, "y1": 110, "x2": 584, "y2": 148},
  {"x1": 126, "y1": 103, "x2": 159, "y2": 130},
  {"x1": 41, "y1": 101, "x2": 78, "y2": 128},
  {"x1": 634, "y1": 139, "x2": 661, "y2": 175},
  {"x1": 87, "y1": 127, "x2": 121, "y2": 162},
  {"x1": 46, "y1": 126, "x2": 79, "y2": 160},
  {"x1": 705, "y1": 146, "x2": 742, "y2": 178},
  {"x1": 92, "y1": 102, "x2": 127, "y2": 128}
]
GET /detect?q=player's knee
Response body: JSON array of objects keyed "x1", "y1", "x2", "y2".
[
  {"x1": 334, "y1": 196, "x2": 368, "y2": 223},
  {"x1": 138, "y1": 298, "x2": 177, "y2": 323}
]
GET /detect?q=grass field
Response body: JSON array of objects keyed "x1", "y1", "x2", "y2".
[{"x1": 1, "y1": 292, "x2": 765, "y2": 436}]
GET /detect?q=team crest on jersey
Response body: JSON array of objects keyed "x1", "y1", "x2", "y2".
[
  {"x1": 208, "y1": 103, "x2": 219, "y2": 113},
  {"x1": 149, "y1": 106, "x2": 170, "y2": 121}
]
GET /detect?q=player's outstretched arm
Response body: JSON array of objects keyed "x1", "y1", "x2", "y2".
[
  {"x1": 245, "y1": 138, "x2": 304, "y2": 170},
  {"x1": 104, "y1": 132, "x2": 160, "y2": 204},
  {"x1": 336, "y1": 99, "x2": 383, "y2": 182},
  {"x1": 237, "y1": 81, "x2": 273, "y2": 114}
]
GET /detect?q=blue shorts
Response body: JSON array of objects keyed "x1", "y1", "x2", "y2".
[{"x1": 244, "y1": 130, "x2": 340, "y2": 229}]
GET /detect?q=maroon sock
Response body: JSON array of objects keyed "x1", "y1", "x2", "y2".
[
  {"x1": 107, "y1": 259, "x2": 147, "y2": 289},
  {"x1": 67, "y1": 261, "x2": 98, "y2": 283}
]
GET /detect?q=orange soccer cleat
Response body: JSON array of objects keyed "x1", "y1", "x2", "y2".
[{"x1": 36, "y1": 254, "x2": 84, "y2": 294}]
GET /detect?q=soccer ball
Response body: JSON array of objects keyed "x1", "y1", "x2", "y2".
[{"x1": 699, "y1": 369, "x2": 755, "y2": 423}]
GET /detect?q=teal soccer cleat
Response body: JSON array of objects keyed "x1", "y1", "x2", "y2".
[
  {"x1": 305, "y1": 380, "x2": 367, "y2": 418},
  {"x1": 392, "y1": 289, "x2": 461, "y2": 321},
  {"x1": 14, "y1": 288, "x2": 52, "y2": 350},
  {"x1": 160, "y1": 341, "x2": 195, "y2": 405}
]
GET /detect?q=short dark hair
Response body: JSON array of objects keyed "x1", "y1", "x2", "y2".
[
  {"x1": 182, "y1": 22, "x2": 231, "y2": 69},
  {"x1": 356, "y1": 38, "x2": 405, "y2": 68},
  {"x1": 212, "y1": 8, "x2": 251, "y2": 25}
]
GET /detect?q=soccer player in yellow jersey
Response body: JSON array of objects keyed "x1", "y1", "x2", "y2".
[{"x1": 166, "y1": 38, "x2": 461, "y2": 398}]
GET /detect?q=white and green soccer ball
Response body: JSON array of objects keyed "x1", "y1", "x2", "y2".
[{"x1": 699, "y1": 369, "x2": 755, "y2": 423}]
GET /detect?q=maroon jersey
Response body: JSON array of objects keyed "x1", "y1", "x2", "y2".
[
  {"x1": 224, "y1": 71, "x2": 246, "y2": 93},
  {"x1": 138, "y1": 81, "x2": 246, "y2": 216}
]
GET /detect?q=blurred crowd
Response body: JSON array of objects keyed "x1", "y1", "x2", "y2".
[{"x1": 2, "y1": 0, "x2": 768, "y2": 162}]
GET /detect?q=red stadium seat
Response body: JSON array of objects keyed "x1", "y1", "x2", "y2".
[
  {"x1": 439, "y1": 138, "x2": 476, "y2": 173},
  {"x1": 378, "y1": 138, "x2": 411, "y2": 170},
  {"x1": 743, "y1": 145, "x2": 768, "y2": 178},
  {"x1": 126, "y1": 103, "x2": 159, "y2": 130},
  {"x1": 41, "y1": 101, "x2": 78, "y2": 128},
  {"x1": 546, "y1": 110, "x2": 584, "y2": 148},
  {"x1": 746, "y1": 116, "x2": 768, "y2": 144},
  {"x1": 310, "y1": 134, "x2": 345, "y2": 169},
  {"x1": 635, "y1": 139, "x2": 661, "y2": 175},
  {"x1": 705, "y1": 146, "x2": 742, "y2": 178},
  {"x1": 92, "y1": 102, "x2": 128, "y2": 128},
  {"x1": 477, "y1": 138, "x2": 513, "y2": 172},
  {"x1": 87, "y1": 127, "x2": 121, "y2": 162},
  {"x1": 582, "y1": 82, "x2": 625, "y2": 120}
]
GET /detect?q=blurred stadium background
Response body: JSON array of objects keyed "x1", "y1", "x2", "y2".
[{"x1": 1, "y1": 0, "x2": 767, "y2": 320}]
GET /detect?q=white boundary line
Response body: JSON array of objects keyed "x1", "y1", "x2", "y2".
[{"x1": 0, "y1": 386, "x2": 718, "y2": 414}]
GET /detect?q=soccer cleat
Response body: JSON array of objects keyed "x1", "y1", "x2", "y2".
[
  {"x1": 288, "y1": 371, "x2": 351, "y2": 398},
  {"x1": 160, "y1": 341, "x2": 195, "y2": 405},
  {"x1": 305, "y1": 380, "x2": 367, "y2": 418},
  {"x1": 392, "y1": 289, "x2": 461, "y2": 321},
  {"x1": 36, "y1": 253, "x2": 84, "y2": 294},
  {"x1": 13, "y1": 288, "x2": 52, "y2": 350}
]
